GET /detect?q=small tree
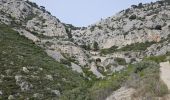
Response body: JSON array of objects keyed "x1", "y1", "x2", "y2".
[
  {"x1": 65, "y1": 28, "x2": 72, "y2": 38},
  {"x1": 164, "y1": 0, "x2": 170, "y2": 4},
  {"x1": 155, "y1": 25, "x2": 162, "y2": 30},
  {"x1": 40, "y1": 6, "x2": 46, "y2": 13},
  {"x1": 129, "y1": 14, "x2": 137, "y2": 20},
  {"x1": 93, "y1": 41, "x2": 99, "y2": 51},
  {"x1": 138, "y1": 3, "x2": 143, "y2": 8},
  {"x1": 80, "y1": 44, "x2": 90, "y2": 50},
  {"x1": 87, "y1": 44, "x2": 91, "y2": 50},
  {"x1": 96, "y1": 58, "x2": 101, "y2": 63}
]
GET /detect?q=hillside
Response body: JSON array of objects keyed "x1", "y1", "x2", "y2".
[
  {"x1": 1, "y1": 0, "x2": 170, "y2": 100},
  {"x1": 0, "y1": 24, "x2": 87, "y2": 99}
]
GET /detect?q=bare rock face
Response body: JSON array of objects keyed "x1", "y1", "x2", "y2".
[
  {"x1": 0, "y1": 0, "x2": 67, "y2": 37},
  {"x1": 90, "y1": 62, "x2": 104, "y2": 78},
  {"x1": 17, "y1": 29, "x2": 40, "y2": 42},
  {"x1": 72, "y1": 1, "x2": 170, "y2": 49},
  {"x1": 26, "y1": 13, "x2": 66, "y2": 37},
  {"x1": 0, "y1": 0, "x2": 32, "y2": 19},
  {"x1": 71, "y1": 63, "x2": 83, "y2": 73},
  {"x1": 106, "y1": 87, "x2": 135, "y2": 100},
  {"x1": 56, "y1": 42, "x2": 88, "y2": 66}
]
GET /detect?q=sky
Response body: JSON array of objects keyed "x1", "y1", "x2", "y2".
[{"x1": 31, "y1": 0, "x2": 158, "y2": 27}]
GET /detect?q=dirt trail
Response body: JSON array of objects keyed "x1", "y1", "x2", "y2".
[
  {"x1": 160, "y1": 61, "x2": 170, "y2": 90},
  {"x1": 106, "y1": 62, "x2": 170, "y2": 100},
  {"x1": 106, "y1": 87, "x2": 135, "y2": 100}
]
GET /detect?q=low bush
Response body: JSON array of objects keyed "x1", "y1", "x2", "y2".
[
  {"x1": 115, "y1": 58, "x2": 126, "y2": 65},
  {"x1": 93, "y1": 41, "x2": 99, "y2": 51},
  {"x1": 129, "y1": 14, "x2": 137, "y2": 20},
  {"x1": 60, "y1": 59, "x2": 71, "y2": 66},
  {"x1": 100, "y1": 46, "x2": 118, "y2": 55},
  {"x1": 144, "y1": 55, "x2": 166, "y2": 63},
  {"x1": 80, "y1": 44, "x2": 91, "y2": 50},
  {"x1": 100, "y1": 42, "x2": 155, "y2": 55},
  {"x1": 165, "y1": 0, "x2": 170, "y2": 4},
  {"x1": 155, "y1": 25, "x2": 162, "y2": 30},
  {"x1": 88, "y1": 66, "x2": 134, "y2": 100},
  {"x1": 0, "y1": 24, "x2": 87, "y2": 99},
  {"x1": 119, "y1": 41, "x2": 155, "y2": 52}
]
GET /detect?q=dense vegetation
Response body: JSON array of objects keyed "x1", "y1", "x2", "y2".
[
  {"x1": 119, "y1": 41, "x2": 155, "y2": 51},
  {"x1": 100, "y1": 46, "x2": 118, "y2": 55},
  {"x1": 89, "y1": 61, "x2": 169, "y2": 100},
  {"x1": 127, "y1": 61, "x2": 168, "y2": 99},
  {"x1": 114, "y1": 58, "x2": 126, "y2": 65},
  {"x1": 93, "y1": 41, "x2": 99, "y2": 51},
  {"x1": 165, "y1": 0, "x2": 170, "y2": 4},
  {"x1": 88, "y1": 66, "x2": 134, "y2": 100},
  {"x1": 0, "y1": 23, "x2": 169, "y2": 100},
  {"x1": 100, "y1": 41, "x2": 155, "y2": 55},
  {"x1": 0, "y1": 24, "x2": 87, "y2": 99}
]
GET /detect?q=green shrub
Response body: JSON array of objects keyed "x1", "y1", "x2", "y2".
[
  {"x1": 45, "y1": 41, "x2": 54, "y2": 47},
  {"x1": 26, "y1": 0, "x2": 39, "y2": 9},
  {"x1": 88, "y1": 66, "x2": 134, "y2": 100},
  {"x1": 115, "y1": 58, "x2": 126, "y2": 65},
  {"x1": 127, "y1": 61, "x2": 169, "y2": 98},
  {"x1": 0, "y1": 24, "x2": 87, "y2": 99},
  {"x1": 60, "y1": 59, "x2": 71, "y2": 66},
  {"x1": 65, "y1": 27, "x2": 72, "y2": 38},
  {"x1": 90, "y1": 25, "x2": 96, "y2": 32},
  {"x1": 62, "y1": 53, "x2": 77, "y2": 63},
  {"x1": 144, "y1": 55, "x2": 166, "y2": 63},
  {"x1": 100, "y1": 41, "x2": 155, "y2": 55},
  {"x1": 80, "y1": 44, "x2": 91, "y2": 50},
  {"x1": 25, "y1": 13, "x2": 37, "y2": 21},
  {"x1": 119, "y1": 41, "x2": 155, "y2": 51},
  {"x1": 134, "y1": 61, "x2": 151, "y2": 73},
  {"x1": 165, "y1": 0, "x2": 170, "y2": 4},
  {"x1": 129, "y1": 14, "x2": 137, "y2": 20},
  {"x1": 100, "y1": 46, "x2": 118, "y2": 55},
  {"x1": 82, "y1": 67, "x2": 98, "y2": 81},
  {"x1": 138, "y1": 3, "x2": 143, "y2": 8},
  {"x1": 93, "y1": 41, "x2": 99, "y2": 51},
  {"x1": 155, "y1": 25, "x2": 162, "y2": 30}
]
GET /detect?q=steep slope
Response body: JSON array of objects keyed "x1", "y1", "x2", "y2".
[
  {"x1": 1, "y1": 0, "x2": 170, "y2": 100},
  {"x1": 0, "y1": 0, "x2": 67, "y2": 37},
  {"x1": 70, "y1": 0, "x2": 170, "y2": 78},
  {"x1": 73, "y1": 0, "x2": 170, "y2": 49},
  {"x1": 106, "y1": 61, "x2": 169, "y2": 100},
  {"x1": 0, "y1": 24, "x2": 87, "y2": 99},
  {"x1": 0, "y1": 0, "x2": 88, "y2": 73}
]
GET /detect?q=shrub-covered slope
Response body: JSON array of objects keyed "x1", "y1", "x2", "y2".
[{"x1": 0, "y1": 24, "x2": 86, "y2": 99}]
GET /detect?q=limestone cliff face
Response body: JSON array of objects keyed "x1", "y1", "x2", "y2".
[
  {"x1": 73, "y1": 1, "x2": 170, "y2": 49},
  {"x1": 0, "y1": 0, "x2": 67, "y2": 37}
]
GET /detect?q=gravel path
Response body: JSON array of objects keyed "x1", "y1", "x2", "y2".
[{"x1": 160, "y1": 61, "x2": 170, "y2": 90}]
